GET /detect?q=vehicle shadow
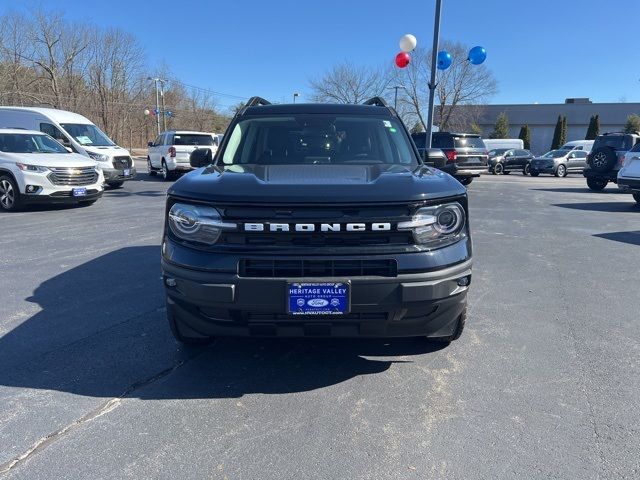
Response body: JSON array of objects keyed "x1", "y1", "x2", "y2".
[
  {"x1": 0, "y1": 246, "x2": 444, "y2": 400},
  {"x1": 552, "y1": 202, "x2": 639, "y2": 213},
  {"x1": 533, "y1": 187, "x2": 624, "y2": 194},
  {"x1": 593, "y1": 231, "x2": 640, "y2": 246}
]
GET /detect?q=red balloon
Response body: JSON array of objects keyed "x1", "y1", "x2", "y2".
[{"x1": 395, "y1": 52, "x2": 411, "y2": 68}]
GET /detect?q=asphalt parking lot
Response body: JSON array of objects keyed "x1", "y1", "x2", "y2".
[{"x1": 1, "y1": 161, "x2": 639, "y2": 479}]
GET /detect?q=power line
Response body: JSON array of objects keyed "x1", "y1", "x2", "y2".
[{"x1": 165, "y1": 79, "x2": 247, "y2": 101}]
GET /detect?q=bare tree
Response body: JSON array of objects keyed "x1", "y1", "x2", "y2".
[
  {"x1": 392, "y1": 41, "x2": 497, "y2": 131},
  {"x1": 309, "y1": 62, "x2": 390, "y2": 104}
]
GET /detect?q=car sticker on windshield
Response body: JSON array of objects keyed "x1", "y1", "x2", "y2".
[
  {"x1": 75, "y1": 136, "x2": 93, "y2": 145},
  {"x1": 383, "y1": 120, "x2": 392, "y2": 128}
]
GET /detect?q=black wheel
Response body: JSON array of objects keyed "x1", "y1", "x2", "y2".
[
  {"x1": 586, "y1": 178, "x2": 607, "y2": 191},
  {"x1": 147, "y1": 157, "x2": 157, "y2": 176},
  {"x1": 632, "y1": 192, "x2": 640, "y2": 205},
  {"x1": 502, "y1": 170, "x2": 511, "y2": 175},
  {"x1": 523, "y1": 163, "x2": 531, "y2": 176},
  {"x1": 107, "y1": 181, "x2": 124, "y2": 188},
  {"x1": 432, "y1": 307, "x2": 466, "y2": 343},
  {"x1": 167, "y1": 300, "x2": 212, "y2": 345},
  {"x1": 530, "y1": 171, "x2": 540, "y2": 177},
  {"x1": 0, "y1": 175, "x2": 22, "y2": 211},
  {"x1": 555, "y1": 164, "x2": 567, "y2": 177},
  {"x1": 161, "y1": 160, "x2": 172, "y2": 181},
  {"x1": 589, "y1": 147, "x2": 616, "y2": 173},
  {"x1": 494, "y1": 163, "x2": 504, "y2": 175},
  {"x1": 459, "y1": 177, "x2": 473, "y2": 186}
]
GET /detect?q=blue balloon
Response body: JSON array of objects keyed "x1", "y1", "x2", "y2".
[
  {"x1": 468, "y1": 46, "x2": 487, "y2": 65},
  {"x1": 437, "y1": 50, "x2": 452, "y2": 70}
]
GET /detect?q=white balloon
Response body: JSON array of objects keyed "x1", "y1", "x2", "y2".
[
  {"x1": 143, "y1": 109, "x2": 150, "y2": 116},
  {"x1": 399, "y1": 34, "x2": 417, "y2": 53}
]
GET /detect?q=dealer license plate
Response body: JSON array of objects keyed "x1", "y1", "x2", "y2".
[
  {"x1": 72, "y1": 188, "x2": 87, "y2": 197},
  {"x1": 287, "y1": 282, "x2": 350, "y2": 315}
]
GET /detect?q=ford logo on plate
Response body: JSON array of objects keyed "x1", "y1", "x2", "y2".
[{"x1": 307, "y1": 298, "x2": 329, "y2": 307}]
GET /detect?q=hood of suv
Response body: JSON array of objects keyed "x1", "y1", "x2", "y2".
[
  {"x1": 1, "y1": 152, "x2": 98, "y2": 168},
  {"x1": 169, "y1": 164, "x2": 465, "y2": 203}
]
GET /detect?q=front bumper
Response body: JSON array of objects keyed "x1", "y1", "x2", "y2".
[
  {"x1": 530, "y1": 163, "x2": 555, "y2": 174},
  {"x1": 162, "y1": 252, "x2": 472, "y2": 339},
  {"x1": 22, "y1": 189, "x2": 103, "y2": 204},
  {"x1": 104, "y1": 167, "x2": 137, "y2": 182},
  {"x1": 617, "y1": 176, "x2": 640, "y2": 192}
]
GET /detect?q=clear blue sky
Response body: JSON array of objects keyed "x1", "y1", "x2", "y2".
[{"x1": 3, "y1": 0, "x2": 640, "y2": 110}]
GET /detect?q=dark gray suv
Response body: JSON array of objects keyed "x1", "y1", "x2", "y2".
[{"x1": 583, "y1": 132, "x2": 640, "y2": 190}]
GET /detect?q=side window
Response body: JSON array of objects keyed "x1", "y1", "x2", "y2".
[
  {"x1": 576, "y1": 151, "x2": 587, "y2": 158},
  {"x1": 516, "y1": 149, "x2": 527, "y2": 156},
  {"x1": 164, "y1": 134, "x2": 173, "y2": 146},
  {"x1": 504, "y1": 150, "x2": 513, "y2": 157}
]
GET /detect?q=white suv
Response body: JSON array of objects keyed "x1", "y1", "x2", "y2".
[
  {"x1": 0, "y1": 129, "x2": 104, "y2": 211},
  {"x1": 618, "y1": 142, "x2": 640, "y2": 205},
  {"x1": 147, "y1": 130, "x2": 219, "y2": 180}
]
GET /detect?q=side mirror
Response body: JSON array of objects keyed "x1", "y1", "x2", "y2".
[
  {"x1": 147, "y1": 141, "x2": 154, "y2": 147},
  {"x1": 190, "y1": 148, "x2": 213, "y2": 168}
]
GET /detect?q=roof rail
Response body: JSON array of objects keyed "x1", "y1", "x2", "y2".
[
  {"x1": 245, "y1": 96, "x2": 271, "y2": 107},
  {"x1": 362, "y1": 97, "x2": 390, "y2": 108}
]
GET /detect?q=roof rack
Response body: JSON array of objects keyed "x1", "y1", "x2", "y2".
[
  {"x1": 362, "y1": 97, "x2": 389, "y2": 108},
  {"x1": 245, "y1": 96, "x2": 271, "y2": 107}
]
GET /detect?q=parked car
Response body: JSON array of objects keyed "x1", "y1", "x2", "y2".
[
  {"x1": 561, "y1": 140, "x2": 594, "y2": 152},
  {"x1": 412, "y1": 132, "x2": 488, "y2": 185},
  {"x1": 617, "y1": 142, "x2": 640, "y2": 205},
  {"x1": 529, "y1": 149, "x2": 588, "y2": 177},
  {"x1": 0, "y1": 107, "x2": 135, "y2": 188},
  {"x1": 483, "y1": 138, "x2": 524, "y2": 151},
  {"x1": 163, "y1": 96, "x2": 471, "y2": 344},
  {"x1": 147, "y1": 130, "x2": 219, "y2": 180},
  {"x1": 583, "y1": 132, "x2": 640, "y2": 191},
  {"x1": 488, "y1": 148, "x2": 534, "y2": 175},
  {"x1": 0, "y1": 129, "x2": 104, "y2": 211}
]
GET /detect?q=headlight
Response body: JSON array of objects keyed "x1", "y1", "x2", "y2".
[
  {"x1": 87, "y1": 152, "x2": 110, "y2": 162},
  {"x1": 168, "y1": 203, "x2": 236, "y2": 245},
  {"x1": 15, "y1": 163, "x2": 49, "y2": 173},
  {"x1": 398, "y1": 203, "x2": 466, "y2": 248}
]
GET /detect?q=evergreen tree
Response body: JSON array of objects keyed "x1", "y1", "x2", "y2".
[
  {"x1": 585, "y1": 115, "x2": 600, "y2": 140},
  {"x1": 470, "y1": 122, "x2": 482, "y2": 135},
  {"x1": 518, "y1": 124, "x2": 531, "y2": 150},
  {"x1": 624, "y1": 114, "x2": 640, "y2": 134},
  {"x1": 489, "y1": 112, "x2": 509, "y2": 139},
  {"x1": 559, "y1": 115, "x2": 567, "y2": 147},
  {"x1": 551, "y1": 115, "x2": 563, "y2": 150}
]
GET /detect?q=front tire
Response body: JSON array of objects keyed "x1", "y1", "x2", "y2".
[
  {"x1": 586, "y1": 178, "x2": 607, "y2": 191},
  {"x1": 0, "y1": 175, "x2": 22, "y2": 212},
  {"x1": 523, "y1": 163, "x2": 531, "y2": 176},
  {"x1": 432, "y1": 307, "x2": 466, "y2": 343},
  {"x1": 555, "y1": 164, "x2": 567, "y2": 177},
  {"x1": 494, "y1": 163, "x2": 504, "y2": 175}
]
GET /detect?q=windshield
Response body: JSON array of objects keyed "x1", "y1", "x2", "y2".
[
  {"x1": 222, "y1": 115, "x2": 417, "y2": 166},
  {"x1": 61, "y1": 123, "x2": 115, "y2": 147},
  {"x1": 542, "y1": 150, "x2": 568, "y2": 158},
  {"x1": 488, "y1": 148, "x2": 508, "y2": 156},
  {"x1": 0, "y1": 133, "x2": 69, "y2": 154},
  {"x1": 173, "y1": 134, "x2": 214, "y2": 146}
]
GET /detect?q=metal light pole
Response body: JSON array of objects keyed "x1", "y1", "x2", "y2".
[
  {"x1": 425, "y1": 0, "x2": 442, "y2": 148},
  {"x1": 159, "y1": 79, "x2": 167, "y2": 131},
  {"x1": 148, "y1": 77, "x2": 161, "y2": 135}
]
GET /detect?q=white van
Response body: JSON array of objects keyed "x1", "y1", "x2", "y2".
[
  {"x1": 560, "y1": 140, "x2": 594, "y2": 153},
  {"x1": 482, "y1": 138, "x2": 524, "y2": 151},
  {"x1": 0, "y1": 107, "x2": 135, "y2": 187}
]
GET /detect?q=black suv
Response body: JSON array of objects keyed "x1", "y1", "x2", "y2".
[
  {"x1": 488, "y1": 148, "x2": 535, "y2": 175},
  {"x1": 583, "y1": 132, "x2": 640, "y2": 190},
  {"x1": 161, "y1": 97, "x2": 472, "y2": 344},
  {"x1": 412, "y1": 132, "x2": 488, "y2": 185}
]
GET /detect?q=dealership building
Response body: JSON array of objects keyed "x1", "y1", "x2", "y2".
[{"x1": 458, "y1": 98, "x2": 640, "y2": 154}]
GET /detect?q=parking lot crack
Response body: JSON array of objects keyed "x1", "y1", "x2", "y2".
[{"x1": 0, "y1": 344, "x2": 208, "y2": 476}]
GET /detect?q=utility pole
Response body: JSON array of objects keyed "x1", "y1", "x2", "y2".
[
  {"x1": 425, "y1": 0, "x2": 442, "y2": 148},
  {"x1": 392, "y1": 86, "x2": 400, "y2": 110},
  {"x1": 148, "y1": 77, "x2": 161, "y2": 135},
  {"x1": 159, "y1": 79, "x2": 167, "y2": 131}
]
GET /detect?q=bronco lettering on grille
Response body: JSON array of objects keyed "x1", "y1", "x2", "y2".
[{"x1": 243, "y1": 223, "x2": 392, "y2": 232}]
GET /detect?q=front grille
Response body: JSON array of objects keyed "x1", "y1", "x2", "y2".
[
  {"x1": 239, "y1": 259, "x2": 398, "y2": 277},
  {"x1": 47, "y1": 167, "x2": 98, "y2": 186},
  {"x1": 223, "y1": 231, "x2": 413, "y2": 247},
  {"x1": 112, "y1": 156, "x2": 132, "y2": 169}
]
